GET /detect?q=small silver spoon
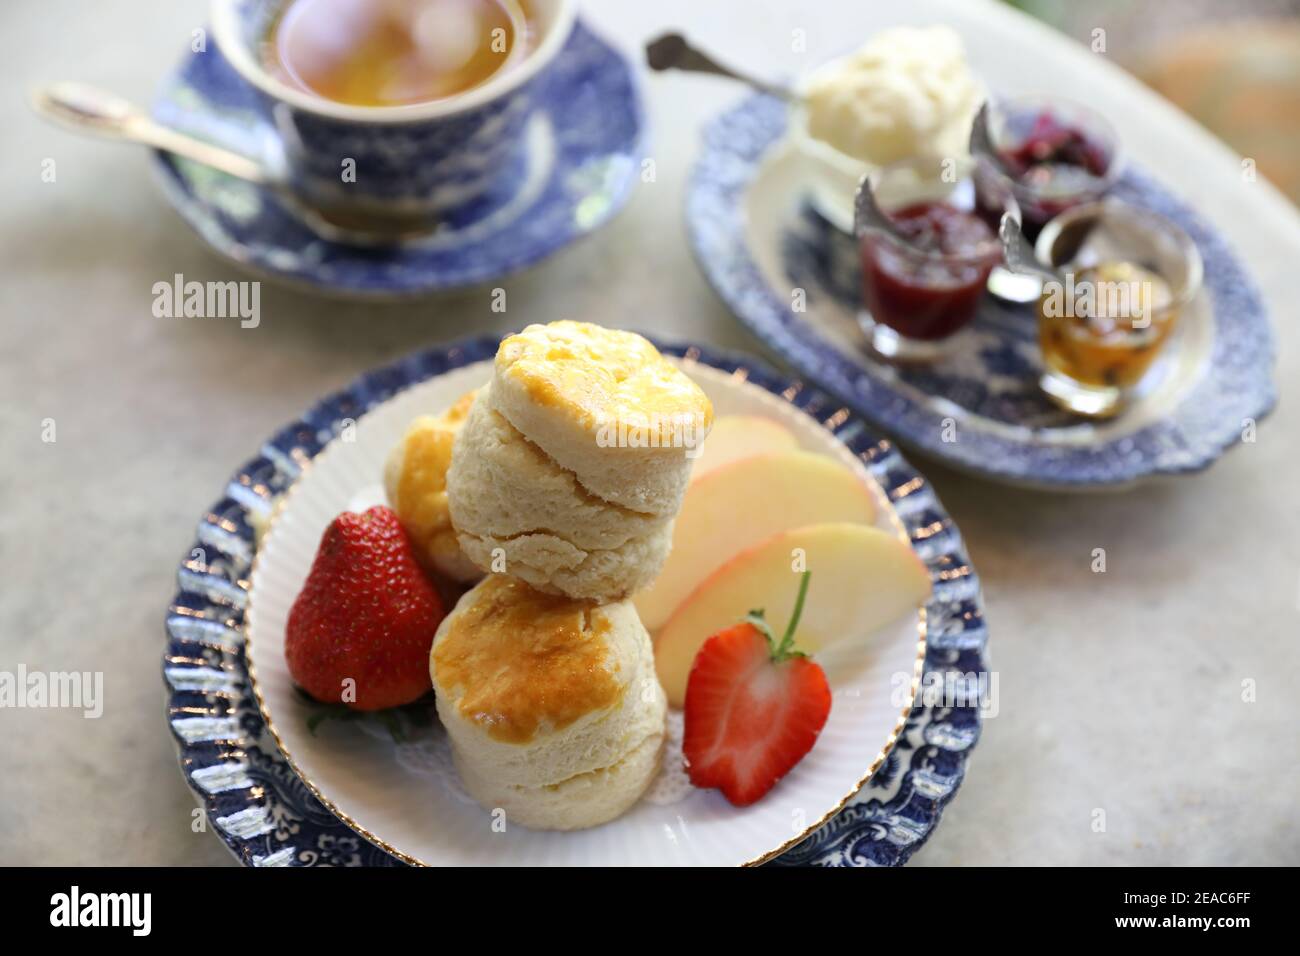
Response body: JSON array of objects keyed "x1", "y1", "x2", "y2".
[
  {"x1": 852, "y1": 173, "x2": 910, "y2": 244},
  {"x1": 31, "y1": 82, "x2": 433, "y2": 247},
  {"x1": 998, "y1": 212, "x2": 1062, "y2": 285},
  {"x1": 33, "y1": 82, "x2": 277, "y2": 185},
  {"x1": 645, "y1": 32, "x2": 798, "y2": 101},
  {"x1": 968, "y1": 101, "x2": 1002, "y2": 171},
  {"x1": 967, "y1": 102, "x2": 1057, "y2": 302}
]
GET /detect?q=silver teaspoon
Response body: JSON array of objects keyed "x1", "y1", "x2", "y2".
[
  {"x1": 968, "y1": 101, "x2": 1002, "y2": 170},
  {"x1": 998, "y1": 212, "x2": 1063, "y2": 285},
  {"x1": 32, "y1": 82, "x2": 277, "y2": 186},
  {"x1": 645, "y1": 32, "x2": 798, "y2": 102},
  {"x1": 31, "y1": 82, "x2": 437, "y2": 246},
  {"x1": 853, "y1": 173, "x2": 911, "y2": 244}
]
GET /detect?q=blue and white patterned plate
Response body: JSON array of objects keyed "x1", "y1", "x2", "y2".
[
  {"x1": 687, "y1": 95, "x2": 1277, "y2": 489},
  {"x1": 164, "y1": 337, "x2": 987, "y2": 866},
  {"x1": 149, "y1": 21, "x2": 643, "y2": 296}
]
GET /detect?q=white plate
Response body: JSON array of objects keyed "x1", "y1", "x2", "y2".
[{"x1": 246, "y1": 358, "x2": 925, "y2": 866}]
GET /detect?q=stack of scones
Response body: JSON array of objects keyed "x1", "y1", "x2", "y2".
[{"x1": 395, "y1": 320, "x2": 712, "y2": 831}]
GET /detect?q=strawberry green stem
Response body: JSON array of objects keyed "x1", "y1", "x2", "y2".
[
  {"x1": 774, "y1": 570, "x2": 811, "y2": 661},
  {"x1": 741, "y1": 571, "x2": 812, "y2": 661}
]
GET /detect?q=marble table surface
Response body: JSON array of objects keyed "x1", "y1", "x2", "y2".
[{"x1": 2, "y1": 0, "x2": 1297, "y2": 866}]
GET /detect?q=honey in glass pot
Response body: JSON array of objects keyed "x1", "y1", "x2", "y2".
[{"x1": 1037, "y1": 261, "x2": 1177, "y2": 414}]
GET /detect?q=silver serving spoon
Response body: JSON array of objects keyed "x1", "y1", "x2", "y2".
[
  {"x1": 31, "y1": 82, "x2": 433, "y2": 246},
  {"x1": 968, "y1": 102, "x2": 1001, "y2": 171},
  {"x1": 998, "y1": 212, "x2": 1063, "y2": 284},
  {"x1": 852, "y1": 172, "x2": 910, "y2": 244},
  {"x1": 968, "y1": 101, "x2": 1057, "y2": 301},
  {"x1": 645, "y1": 32, "x2": 798, "y2": 101}
]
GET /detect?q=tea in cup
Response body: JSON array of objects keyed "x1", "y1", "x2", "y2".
[
  {"x1": 211, "y1": 0, "x2": 575, "y2": 235},
  {"x1": 262, "y1": 0, "x2": 531, "y2": 108}
]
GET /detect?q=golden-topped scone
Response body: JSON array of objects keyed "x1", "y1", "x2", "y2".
[
  {"x1": 383, "y1": 390, "x2": 481, "y2": 582},
  {"x1": 490, "y1": 321, "x2": 713, "y2": 516},
  {"x1": 447, "y1": 385, "x2": 674, "y2": 602},
  {"x1": 430, "y1": 575, "x2": 666, "y2": 831}
]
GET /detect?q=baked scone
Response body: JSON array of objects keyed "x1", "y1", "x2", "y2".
[
  {"x1": 383, "y1": 391, "x2": 482, "y2": 582},
  {"x1": 430, "y1": 575, "x2": 666, "y2": 831},
  {"x1": 447, "y1": 385, "x2": 674, "y2": 601},
  {"x1": 490, "y1": 321, "x2": 713, "y2": 517}
]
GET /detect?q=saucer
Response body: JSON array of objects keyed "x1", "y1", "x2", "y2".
[
  {"x1": 164, "y1": 336, "x2": 987, "y2": 866},
  {"x1": 687, "y1": 95, "x2": 1277, "y2": 489},
  {"x1": 149, "y1": 21, "x2": 644, "y2": 296}
]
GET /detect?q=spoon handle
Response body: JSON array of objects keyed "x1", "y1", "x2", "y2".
[
  {"x1": 853, "y1": 173, "x2": 910, "y2": 243},
  {"x1": 999, "y1": 212, "x2": 1060, "y2": 284},
  {"x1": 645, "y1": 32, "x2": 796, "y2": 102},
  {"x1": 31, "y1": 82, "x2": 272, "y2": 186},
  {"x1": 969, "y1": 101, "x2": 999, "y2": 167}
]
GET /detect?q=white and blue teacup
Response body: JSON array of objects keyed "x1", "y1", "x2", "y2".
[{"x1": 211, "y1": 0, "x2": 576, "y2": 233}]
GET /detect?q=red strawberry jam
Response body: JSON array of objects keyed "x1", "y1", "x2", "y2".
[{"x1": 860, "y1": 202, "x2": 1001, "y2": 343}]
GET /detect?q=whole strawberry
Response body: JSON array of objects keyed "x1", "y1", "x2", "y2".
[
  {"x1": 682, "y1": 572, "x2": 832, "y2": 807},
  {"x1": 286, "y1": 505, "x2": 444, "y2": 711}
]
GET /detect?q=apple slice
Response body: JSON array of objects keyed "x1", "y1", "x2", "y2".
[
  {"x1": 691, "y1": 415, "x2": 798, "y2": 479},
  {"x1": 634, "y1": 451, "x2": 876, "y2": 631},
  {"x1": 655, "y1": 522, "x2": 930, "y2": 707}
]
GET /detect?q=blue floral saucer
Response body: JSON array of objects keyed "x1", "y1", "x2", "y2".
[
  {"x1": 164, "y1": 337, "x2": 987, "y2": 866},
  {"x1": 149, "y1": 21, "x2": 644, "y2": 296},
  {"x1": 687, "y1": 95, "x2": 1277, "y2": 489}
]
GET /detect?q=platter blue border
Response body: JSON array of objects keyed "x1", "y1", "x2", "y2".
[
  {"x1": 163, "y1": 335, "x2": 988, "y2": 867},
  {"x1": 686, "y1": 95, "x2": 1277, "y2": 488}
]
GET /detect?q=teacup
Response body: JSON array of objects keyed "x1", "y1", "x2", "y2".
[{"x1": 210, "y1": 0, "x2": 576, "y2": 235}]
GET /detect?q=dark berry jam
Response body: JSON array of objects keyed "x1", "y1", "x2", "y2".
[
  {"x1": 860, "y1": 202, "x2": 1000, "y2": 342},
  {"x1": 999, "y1": 111, "x2": 1114, "y2": 236}
]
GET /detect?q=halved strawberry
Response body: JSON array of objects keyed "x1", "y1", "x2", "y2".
[{"x1": 682, "y1": 572, "x2": 831, "y2": 806}]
